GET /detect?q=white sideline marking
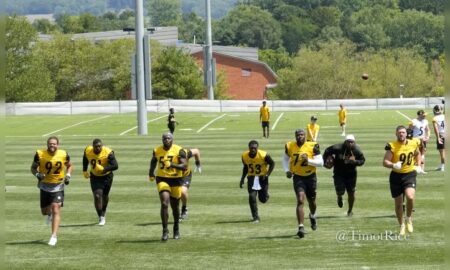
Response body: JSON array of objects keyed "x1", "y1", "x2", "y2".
[
  {"x1": 396, "y1": 110, "x2": 412, "y2": 121},
  {"x1": 271, "y1": 112, "x2": 284, "y2": 130},
  {"x1": 197, "y1": 114, "x2": 226, "y2": 133},
  {"x1": 321, "y1": 112, "x2": 361, "y2": 115},
  {"x1": 208, "y1": 128, "x2": 226, "y2": 131},
  {"x1": 179, "y1": 128, "x2": 193, "y2": 131},
  {"x1": 42, "y1": 115, "x2": 111, "y2": 137},
  {"x1": 119, "y1": 115, "x2": 166, "y2": 136}
]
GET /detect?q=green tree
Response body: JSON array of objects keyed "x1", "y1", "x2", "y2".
[
  {"x1": 215, "y1": 5, "x2": 282, "y2": 49},
  {"x1": 146, "y1": 0, "x2": 181, "y2": 26},
  {"x1": 152, "y1": 46, "x2": 204, "y2": 99},
  {"x1": 384, "y1": 10, "x2": 444, "y2": 59},
  {"x1": 281, "y1": 16, "x2": 318, "y2": 54},
  {"x1": 6, "y1": 16, "x2": 56, "y2": 102},
  {"x1": 259, "y1": 48, "x2": 292, "y2": 72},
  {"x1": 177, "y1": 12, "x2": 205, "y2": 44},
  {"x1": 32, "y1": 19, "x2": 59, "y2": 34},
  {"x1": 398, "y1": 0, "x2": 444, "y2": 14}
]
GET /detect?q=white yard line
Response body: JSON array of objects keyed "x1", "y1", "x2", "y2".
[
  {"x1": 396, "y1": 110, "x2": 412, "y2": 121},
  {"x1": 197, "y1": 114, "x2": 226, "y2": 133},
  {"x1": 119, "y1": 115, "x2": 166, "y2": 136},
  {"x1": 271, "y1": 112, "x2": 284, "y2": 130},
  {"x1": 42, "y1": 115, "x2": 111, "y2": 137}
]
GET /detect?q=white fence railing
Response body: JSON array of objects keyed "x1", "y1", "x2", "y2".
[{"x1": 6, "y1": 97, "x2": 444, "y2": 115}]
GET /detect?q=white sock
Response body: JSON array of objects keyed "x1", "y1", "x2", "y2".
[{"x1": 310, "y1": 213, "x2": 316, "y2": 218}]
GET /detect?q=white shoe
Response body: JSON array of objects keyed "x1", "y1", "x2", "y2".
[
  {"x1": 48, "y1": 236, "x2": 57, "y2": 246},
  {"x1": 99, "y1": 216, "x2": 106, "y2": 226},
  {"x1": 341, "y1": 132, "x2": 345, "y2": 136},
  {"x1": 436, "y1": 166, "x2": 445, "y2": 172},
  {"x1": 46, "y1": 214, "x2": 52, "y2": 225}
]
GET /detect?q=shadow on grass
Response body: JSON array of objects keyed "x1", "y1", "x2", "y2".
[
  {"x1": 60, "y1": 222, "x2": 98, "y2": 227},
  {"x1": 249, "y1": 234, "x2": 301, "y2": 240},
  {"x1": 215, "y1": 220, "x2": 254, "y2": 224},
  {"x1": 6, "y1": 240, "x2": 46, "y2": 246},
  {"x1": 116, "y1": 239, "x2": 162, "y2": 244},
  {"x1": 366, "y1": 214, "x2": 396, "y2": 219},
  {"x1": 135, "y1": 222, "x2": 165, "y2": 226}
]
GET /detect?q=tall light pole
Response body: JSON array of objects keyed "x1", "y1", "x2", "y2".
[
  {"x1": 135, "y1": 0, "x2": 148, "y2": 135},
  {"x1": 205, "y1": 0, "x2": 214, "y2": 100}
]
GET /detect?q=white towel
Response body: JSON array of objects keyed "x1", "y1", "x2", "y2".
[{"x1": 252, "y1": 176, "x2": 261, "y2": 190}]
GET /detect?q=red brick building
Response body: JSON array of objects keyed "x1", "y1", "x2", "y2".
[{"x1": 187, "y1": 45, "x2": 277, "y2": 100}]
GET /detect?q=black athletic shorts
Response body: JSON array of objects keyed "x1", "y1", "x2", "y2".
[
  {"x1": 182, "y1": 171, "x2": 192, "y2": 187},
  {"x1": 333, "y1": 174, "x2": 357, "y2": 194},
  {"x1": 40, "y1": 189, "x2": 64, "y2": 208},
  {"x1": 247, "y1": 176, "x2": 269, "y2": 203},
  {"x1": 293, "y1": 173, "x2": 317, "y2": 200},
  {"x1": 261, "y1": 121, "x2": 269, "y2": 128},
  {"x1": 90, "y1": 173, "x2": 113, "y2": 195},
  {"x1": 437, "y1": 136, "x2": 445, "y2": 150},
  {"x1": 389, "y1": 171, "x2": 417, "y2": 198}
]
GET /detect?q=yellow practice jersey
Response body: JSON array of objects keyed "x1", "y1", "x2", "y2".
[
  {"x1": 84, "y1": 145, "x2": 113, "y2": 176},
  {"x1": 182, "y1": 149, "x2": 193, "y2": 177},
  {"x1": 35, "y1": 149, "x2": 69, "y2": 184},
  {"x1": 338, "y1": 109, "x2": 347, "y2": 123},
  {"x1": 306, "y1": 123, "x2": 320, "y2": 141},
  {"x1": 241, "y1": 150, "x2": 269, "y2": 176},
  {"x1": 260, "y1": 106, "x2": 270, "y2": 122},
  {"x1": 154, "y1": 144, "x2": 185, "y2": 178},
  {"x1": 285, "y1": 141, "x2": 318, "y2": 176},
  {"x1": 385, "y1": 139, "x2": 419, "y2": 173}
]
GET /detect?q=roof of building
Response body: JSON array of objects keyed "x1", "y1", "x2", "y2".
[{"x1": 38, "y1": 27, "x2": 178, "y2": 45}]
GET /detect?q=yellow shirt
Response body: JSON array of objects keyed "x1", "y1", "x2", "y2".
[
  {"x1": 241, "y1": 150, "x2": 269, "y2": 176},
  {"x1": 338, "y1": 108, "x2": 347, "y2": 124},
  {"x1": 285, "y1": 141, "x2": 318, "y2": 176},
  {"x1": 385, "y1": 139, "x2": 419, "y2": 173},
  {"x1": 306, "y1": 123, "x2": 320, "y2": 141},
  {"x1": 35, "y1": 149, "x2": 69, "y2": 184},
  {"x1": 154, "y1": 144, "x2": 185, "y2": 178},
  {"x1": 84, "y1": 146, "x2": 113, "y2": 176},
  {"x1": 260, "y1": 106, "x2": 270, "y2": 122}
]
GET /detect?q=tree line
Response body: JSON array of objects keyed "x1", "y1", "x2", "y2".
[{"x1": 6, "y1": 0, "x2": 444, "y2": 102}]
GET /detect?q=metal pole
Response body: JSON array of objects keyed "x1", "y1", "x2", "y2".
[
  {"x1": 135, "y1": 0, "x2": 148, "y2": 135},
  {"x1": 205, "y1": 0, "x2": 214, "y2": 100}
]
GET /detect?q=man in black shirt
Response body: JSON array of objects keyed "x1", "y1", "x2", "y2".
[{"x1": 323, "y1": 134, "x2": 365, "y2": 216}]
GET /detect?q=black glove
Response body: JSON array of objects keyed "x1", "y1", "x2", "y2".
[
  {"x1": 64, "y1": 174, "x2": 71, "y2": 185},
  {"x1": 286, "y1": 171, "x2": 293, "y2": 179},
  {"x1": 239, "y1": 179, "x2": 244, "y2": 188},
  {"x1": 35, "y1": 172, "x2": 45, "y2": 181}
]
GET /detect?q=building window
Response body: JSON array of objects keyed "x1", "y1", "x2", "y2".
[{"x1": 241, "y1": 68, "x2": 251, "y2": 77}]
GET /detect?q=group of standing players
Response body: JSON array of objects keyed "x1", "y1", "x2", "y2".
[{"x1": 30, "y1": 102, "x2": 445, "y2": 245}]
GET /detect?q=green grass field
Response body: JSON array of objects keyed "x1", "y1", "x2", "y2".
[{"x1": 5, "y1": 109, "x2": 445, "y2": 269}]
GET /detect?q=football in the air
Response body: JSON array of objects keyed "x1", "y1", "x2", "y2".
[
  {"x1": 324, "y1": 155, "x2": 334, "y2": 169},
  {"x1": 362, "y1": 73, "x2": 369, "y2": 80}
]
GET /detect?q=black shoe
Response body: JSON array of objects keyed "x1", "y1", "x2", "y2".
[
  {"x1": 309, "y1": 214, "x2": 317, "y2": 231},
  {"x1": 180, "y1": 209, "x2": 188, "y2": 220},
  {"x1": 173, "y1": 224, "x2": 180, "y2": 240},
  {"x1": 173, "y1": 230, "x2": 180, "y2": 240},
  {"x1": 161, "y1": 229, "x2": 169, "y2": 242},
  {"x1": 337, "y1": 196, "x2": 343, "y2": 208},
  {"x1": 297, "y1": 226, "x2": 305, "y2": 238},
  {"x1": 252, "y1": 216, "x2": 260, "y2": 223}
]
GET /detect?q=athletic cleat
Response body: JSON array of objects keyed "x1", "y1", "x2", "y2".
[
  {"x1": 399, "y1": 224, "x2": 406, "y2": 236},
  {"x1": 309, "y1": 214, "x2": 317, "y2": 231},
  {"x1": 48, "y1": 236, "x2": 57, "y2": 246},
  {"x1": 252, "y1": 216, "x2": 260, "y2": 223},
  {"x1": 161, "y1": 229, "x2": 169, "y2": 242},
  {"x1": 98, "y1": 216, "x2": 106, "y2": 226},
  {"x1": 173, "y1": 229, "x2": 180, "y2": 240},
  {"x1": 347, "y1": 211, "x2": 353, "y2": 217},
  {"x1": 406, "y1": 220, "x2": 413, "y2": 233},
  {"x1": 337, "y1": 196, "x2": 343, "y2": 208},
  {"x1": 297, "y1": 226, "x2": 305, "y2": 238},
  {"x1": 180, "y1": 209, "x2": 188, "y2": 220},
  {"x1": 436, "y1": 166, "x2": 444, "y2": 172},
  {"x1": 46, "y1": 214, "x2": 52, "y2": 225},
  {"x1": 341, "y1": 132, "x2": 345, "y2": 136}
]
